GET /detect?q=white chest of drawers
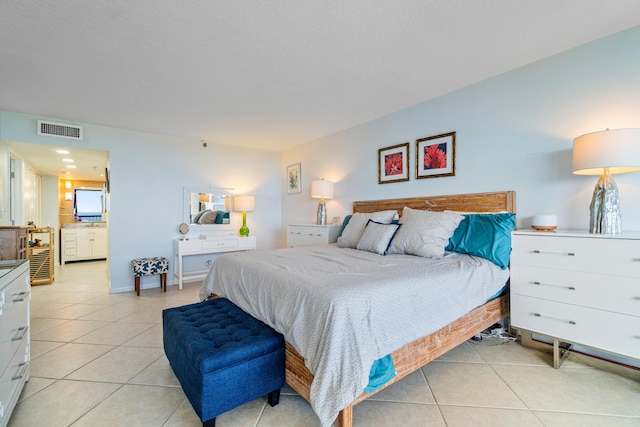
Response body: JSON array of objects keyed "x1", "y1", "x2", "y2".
[
  {"x1": 174, "y1": 234, "x2": 256, "y2": 288},
  {"x1": 0, "y1": 260, "x2": 30, "y2": 427},
  {"x1": 510, "y1": 230, "x2": 640, "y2": 367},
  {"x1": 286, "y1": 224, "x2": 341, "y2": 248}
]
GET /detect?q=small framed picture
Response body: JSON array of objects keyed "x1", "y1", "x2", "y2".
[
  {"x1": 378, "y1": 142, "x2": 410, "y2": 184},
  {"x1": 287, "y1": 162, "x2": 302, "y2": 194},
  {"x1": 416, "y1": 132, "x2": 456, "y2": 179}
]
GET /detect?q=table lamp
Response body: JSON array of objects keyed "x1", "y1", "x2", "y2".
[
  {"x1": 572, "y1": 128, "x2": 640, "y2": 234},
  {"x1": 311, "y1": 179, "x2": 334, "y2": 225},
  {"x1": 233, "y1": 195, "x2": 255, "y2": 237}
]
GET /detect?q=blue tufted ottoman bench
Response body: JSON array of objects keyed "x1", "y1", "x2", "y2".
[
  {"x1": 131, "y1": 257, "x2": 169, "y2": 296},
  {"x1": 162, "y1": 298, "x2": 285, "y2": 427}
]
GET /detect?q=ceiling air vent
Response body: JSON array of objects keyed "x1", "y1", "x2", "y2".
[{"x1": 37, "y1": 120, "x2": 83, "y2": 141}]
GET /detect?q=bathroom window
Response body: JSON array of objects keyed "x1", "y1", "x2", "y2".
[{"x1": 74, "y1": 189, "x2": 103, "y2": 222}]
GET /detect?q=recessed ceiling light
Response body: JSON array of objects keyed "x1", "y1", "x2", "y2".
[
  {"x1": 62, "y1": 158, "x2": 74, "y2": 163},
  {"x1": 56, "y1": 149, "x2": 70, "y2": 154},
  {"x1": 66, "y1": 165, "x2": 76, "y2": 169}
]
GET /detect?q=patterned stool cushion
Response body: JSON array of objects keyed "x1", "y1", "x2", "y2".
[{"x1": 131, "y1": 257, "x2": 169, "y2": 277}]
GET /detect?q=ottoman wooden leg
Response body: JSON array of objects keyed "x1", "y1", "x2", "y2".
[
  {"x1": 134, "y1": 276, "x2": 141, "y2": 296},
  {"x1": 161, "y1": 272, "x2": 167, "y2": 292}
]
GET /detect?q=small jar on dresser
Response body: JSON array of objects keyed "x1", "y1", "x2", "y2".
[
  {"x1": 510, "y1": 230, "x2": 640, "y2": 368},
  {"x1": 286, "y1": 224, "x2": 341, "y2": 248}
]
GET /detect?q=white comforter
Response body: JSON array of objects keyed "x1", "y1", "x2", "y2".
[{"x1": 200, "y1": 244, "x2": 509, "y2": 426}]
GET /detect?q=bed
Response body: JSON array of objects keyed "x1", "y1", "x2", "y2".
[{"x1": 201, "y1": 190, "x2": 515, "y2": 426}]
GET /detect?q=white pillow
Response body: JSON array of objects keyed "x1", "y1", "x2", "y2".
[
  {"x1": 337, "y1": 210, "x2": 398, "y2": 249},
  {"x1": 356, "y1": 220, "x2": 402, "y2": 255},
  {"x1": 386, "y1": 207, "x2": 463, "y2": 258}
]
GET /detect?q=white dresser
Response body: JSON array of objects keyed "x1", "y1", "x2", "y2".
[
  {"x1": 286, "y1": 224, "x2": 341, "y2": 247},
  {"x1": 174, "y1": 234, "x2": 256, "y2": 288},
  {"x1": 0, "y1": 260, "x2": 30, "y2": 427},
  {"x1": 510, "y1": 230, "x2": 640, "y2": 368}
]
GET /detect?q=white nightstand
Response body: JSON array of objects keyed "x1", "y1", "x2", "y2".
[
  {"x1": 510, "y1": 230, "x2": 640, "y2": 368},
  {"x1": 286, "y1": 224, "x2": 341, "y2": 248}
]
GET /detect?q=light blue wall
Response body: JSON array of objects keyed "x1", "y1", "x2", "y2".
[
  {"x1": 281, "y1": 26, "x2": 640, "y2": 235},
  {"x1": 0, "y1": 111, "x2": 281, "y2": 292},
  {"x1": 280, "y1": 25, "x2": 640, "y2": 369}
]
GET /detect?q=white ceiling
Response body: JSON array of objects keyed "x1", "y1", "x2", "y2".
[{"x1": 1, "y1": 1, "x2": 640, "y2": 165}]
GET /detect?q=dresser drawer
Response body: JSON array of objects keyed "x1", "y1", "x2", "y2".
[
  {"x1": 512, "y1": 235, "x2": 640, "y2": 278},
  {"x1": 0, "y1": 334, "x2": 29, "y2": 426},
  {"x1": 511, "y1": 265, "x2": 640, "y2": 317},
  {"x1": 0, "y1": 276, "x2": 30, "y2": 372},
  {"x1": 512, "y1": 295, "x2": 640, "y2": 360}
]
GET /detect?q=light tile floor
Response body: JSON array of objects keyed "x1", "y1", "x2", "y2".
[{"x1": 8, "y1": 261, "x2": 640, "y2": 426}]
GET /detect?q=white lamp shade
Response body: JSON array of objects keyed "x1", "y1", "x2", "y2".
[
  {"x1": 233, "y1": 195, "x2": 255, "y2": 212},
  {"x1": 573, "y1": 128, "x2": 640, "y2": 176},
  {"x1": 311, "y1": 180, "x2": 334, "y2": 199}
]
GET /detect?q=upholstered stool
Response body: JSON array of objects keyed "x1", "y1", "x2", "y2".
[
  {"x1": 131, "y1": 257, "x2": 169, "y2": 296},
  {"x1": 162, "y1": 298, "x2": 285, "y2": 427}
]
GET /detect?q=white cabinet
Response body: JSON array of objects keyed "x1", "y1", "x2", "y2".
[
  {"x1": 61, "y1": 227, "x2": 108, "y2": 264},
  {"x1": 174, "y1": 234, "x2": 256, "y2": 289},
  {"x1": 510, "y1": 230, "x2": 640, "y2": 367},
  {"x1": 286, "y1": 224, "x2": 341, "y2": 247},
  {"x1": 0, "y1": 260, "x2": 30, "y2": 427}
]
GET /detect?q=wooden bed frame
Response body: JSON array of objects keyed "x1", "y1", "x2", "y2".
[{"x1": 284, "y1": 190, "x2": 515, "y2": 427}]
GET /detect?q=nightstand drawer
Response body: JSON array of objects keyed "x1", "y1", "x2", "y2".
[
  {"x1": 512, "y1": 235, "x2": 640, "y2": 278},
  {"x1": 287, "y1": 225, "x2": 340, "y2": 247},
  {"x1": 511, "y1": 265, "x2": 640, "y2": 316},
  {"x1": 512, "y1": 295, "x2": 640, "y2": 360}
]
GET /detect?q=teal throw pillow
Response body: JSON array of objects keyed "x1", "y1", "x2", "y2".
[{"x1": 446, "y1": 213, "x2": 516, "y2": 269}]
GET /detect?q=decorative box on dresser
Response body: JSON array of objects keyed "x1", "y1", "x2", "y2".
[
  {"x1": 510, "y1": 230, "x2": 640, "y2": 368},
  {"x1": 286, "y1": 224, "x2": 341, "y2": 248},
  {"x1": 0, "y1": 259, "x2": 30, "y2": 427}
]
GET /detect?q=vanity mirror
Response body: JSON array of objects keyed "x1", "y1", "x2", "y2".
[{"x1": 183, "y1": 187, "x2": 234, "y2": 231}]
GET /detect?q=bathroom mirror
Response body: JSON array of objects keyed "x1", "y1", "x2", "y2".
[{"x1": 183, "y1": 187, "x2": 234, "y2": 231}]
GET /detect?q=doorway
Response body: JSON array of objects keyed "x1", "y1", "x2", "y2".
[{"x1": 5, "y1": 140, "x2": 110, "y2": 290}]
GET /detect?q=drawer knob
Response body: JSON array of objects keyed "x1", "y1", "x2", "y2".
[
  {"x1": 532, "y1": 250, "x2": 575, "y2": 256},
  {"x1": 532, "y1": 281, "x2": 576, "y2": 291},
  {"x1": 12, "y1": 291, "x2": 29, "y2": 302},
  {"x1": 12, "y1": 362, "x2": 29, "y2": 381},
  {"x1": 11, "y1": 326, "x2": 28, "y2": 341},
  {"x1": 532, "y1": 313, "x2": 576, "y2": 325}
]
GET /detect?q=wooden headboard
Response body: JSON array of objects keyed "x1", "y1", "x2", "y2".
[{"x1": 353, "y1": 191, "x2": 516, "y2": 216}]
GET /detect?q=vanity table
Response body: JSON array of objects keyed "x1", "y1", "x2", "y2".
[
  {"x1": 175, "y1": 187, "x2": 257, "y2": 288},
  {"x1": 174, "y1": 234, "x2": 256, "y2": 288}
]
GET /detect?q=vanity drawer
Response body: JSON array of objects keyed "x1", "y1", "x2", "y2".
[
  {"x1": 201, "y1": 239, "x2": 238, "y2": 250},
  {"x1": 512, "y1": 235, "x2": 640, "y2": 278},
  {"x1": 511, "y1": 265, "x2": 640, "y2": 316}
]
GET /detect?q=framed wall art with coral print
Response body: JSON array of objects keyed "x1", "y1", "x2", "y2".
[
  {"x1": 378, "y1": 142, "x2": 410, "y2": 184},
  {"x1": 287, "y1": 162, "x2": 302, "y2": 194},
  {"x1": 416, "y1": 131, "x2": 456, "y2": 179}
]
